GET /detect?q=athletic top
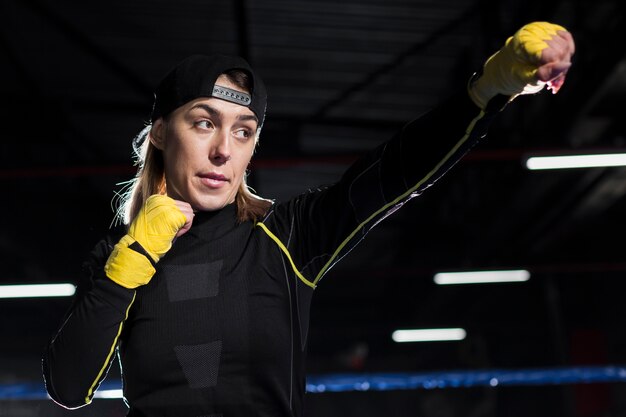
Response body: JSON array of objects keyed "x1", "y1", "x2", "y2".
[{"x1": 42, "y1": 93, "x2": 502, "y2": 416}]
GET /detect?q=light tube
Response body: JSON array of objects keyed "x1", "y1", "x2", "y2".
[
  {"x1": 0, "y1": 283, "x2": 76, "y2": 299},
  {"x1": 392, "y1": 328, "x2": 466, "y2": 343},
  {"x1": 434, "y1": 270, "x2": 530, "y2": 285},
  {"x1": 526, "y1": 153, "x2": 626, "y2": 170},
  {"x1": 94, "y1": 389, "x2": 124, "y2": 399}
]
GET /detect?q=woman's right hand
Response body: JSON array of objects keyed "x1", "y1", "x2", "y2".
[
  {"x1": 104, "y1": 194, "x2": 190, "y2": 289},
  {"x1": 173, "y1": 199, "x2": 195, "y2": 237}
]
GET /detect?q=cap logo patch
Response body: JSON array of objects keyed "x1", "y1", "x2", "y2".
[{"x1": 212, "y1": 85, "x2": 251, "y2": 106}]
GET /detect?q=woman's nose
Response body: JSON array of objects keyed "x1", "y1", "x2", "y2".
[{"x1": 210, "y1": 131, "x2": 231, "y2": 163}]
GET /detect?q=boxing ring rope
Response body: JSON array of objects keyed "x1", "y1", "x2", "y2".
[
  {"x1": 3, "y1": 366, "x2": 625, "y2": 400},
  {"x1": 305, "y1": 366, "x2": 626, "y2": 392}
]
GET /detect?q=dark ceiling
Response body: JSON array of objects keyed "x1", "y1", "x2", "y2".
[{"x1": 1, "y1": 0, "x2": 626, "y2": 415}]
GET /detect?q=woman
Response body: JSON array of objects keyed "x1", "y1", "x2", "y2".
[{"x1": 43, "y1": 22, "x2": 574, "y2": 417}]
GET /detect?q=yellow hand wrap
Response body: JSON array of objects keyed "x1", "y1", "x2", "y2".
[
  {"x1": 105, "y1": 195, "x2": 187, "y2": 289},
  {"x1": 468, "y1": 22, "x2": 567, "y2": 109}
]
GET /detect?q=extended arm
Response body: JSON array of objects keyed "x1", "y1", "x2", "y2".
[{"x1": 259, "y1": 22, "x2": 575, "y2": 287}]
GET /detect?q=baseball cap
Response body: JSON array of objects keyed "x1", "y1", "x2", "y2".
[{"x1": 150, "y1": 54, "x2": 267, "y2": 127}]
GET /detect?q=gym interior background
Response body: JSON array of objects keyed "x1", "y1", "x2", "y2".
[{"x1": 1, "y1": 0, "x2": 625, "y2": 416}]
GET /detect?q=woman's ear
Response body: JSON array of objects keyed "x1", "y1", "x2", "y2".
[{"x1": 150, "y1": 119, "x2": 166, "y2": 150}]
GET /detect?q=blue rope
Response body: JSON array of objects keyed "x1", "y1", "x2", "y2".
[
  {"x1": 305, "y1": 366, "x2": 626, "y2": 392},
  {"x1": 6, "y1": 366, "x2": 626, "y2": 400}
]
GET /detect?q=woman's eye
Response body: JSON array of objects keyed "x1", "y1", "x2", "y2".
[
  {"x1": 195, "y1": 120, "x2": 213, "y2": 130},
  {"x1": 234, "y1": 129, "x2": 252, "y2": 140}
]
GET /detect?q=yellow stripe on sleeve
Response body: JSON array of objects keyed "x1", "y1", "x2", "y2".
[
  {"x1": 84, "y1": 291, "x2": 136, "y2": 404},
  {"x1": 256, "y1": 222, "x2": 317, "y2": 289},
  {"x1": 311, "y1": 109, "x2": 486, "y2": 285}
]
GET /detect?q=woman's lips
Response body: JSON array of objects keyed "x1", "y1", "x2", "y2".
[{"x1": 199, "y1": 173, "x2": 229, "y2": 189}]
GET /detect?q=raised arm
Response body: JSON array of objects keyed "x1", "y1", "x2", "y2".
[{"x1": 259, "y1": 22, "x2": 575, "y2": 288}]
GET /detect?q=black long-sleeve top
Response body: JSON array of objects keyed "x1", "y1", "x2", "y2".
[{"x1": 43, "y1": 93, "x2": 502, "y2": 416}]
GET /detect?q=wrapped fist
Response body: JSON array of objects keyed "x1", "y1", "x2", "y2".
[
  {"x1": 468, "y1": 21, "x2": 575, "y2": 109},
  {"x1": 105, "y1": 195, "x2": 189, "y2": 289}
]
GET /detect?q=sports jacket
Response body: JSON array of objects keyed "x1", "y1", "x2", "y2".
[{"x1": 43, "y1": 93, "x2": 501, "y2": 416}]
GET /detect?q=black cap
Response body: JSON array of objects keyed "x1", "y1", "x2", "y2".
[{"x1": 150, "y1": 54, "x2": 267, "y2": 127}]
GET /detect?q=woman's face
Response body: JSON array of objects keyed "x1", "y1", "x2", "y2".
[{"x1": 151, "y1": 75, "x2": 258, "y2": 212}]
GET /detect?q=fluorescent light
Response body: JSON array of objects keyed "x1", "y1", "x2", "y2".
[
  {"x1": 392, "y1": 328, "x2": 466, "y2": 343},
  {"x1": 94, "y1": 389, "x2": 124, "y2": 399},
  {"x1": 526, "y1": 153, "x2": 626, "y2": 170},
  {"x1": 434, "y1": 270, "x2": 530, "y2": 285},
  {"x1": 0, "y1": 284, "x2": 76, "y2": 299}
]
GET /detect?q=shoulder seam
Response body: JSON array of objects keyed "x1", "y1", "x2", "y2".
[{"x1": 255, "y1": 222, "x2": 316, "y2": 289}]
